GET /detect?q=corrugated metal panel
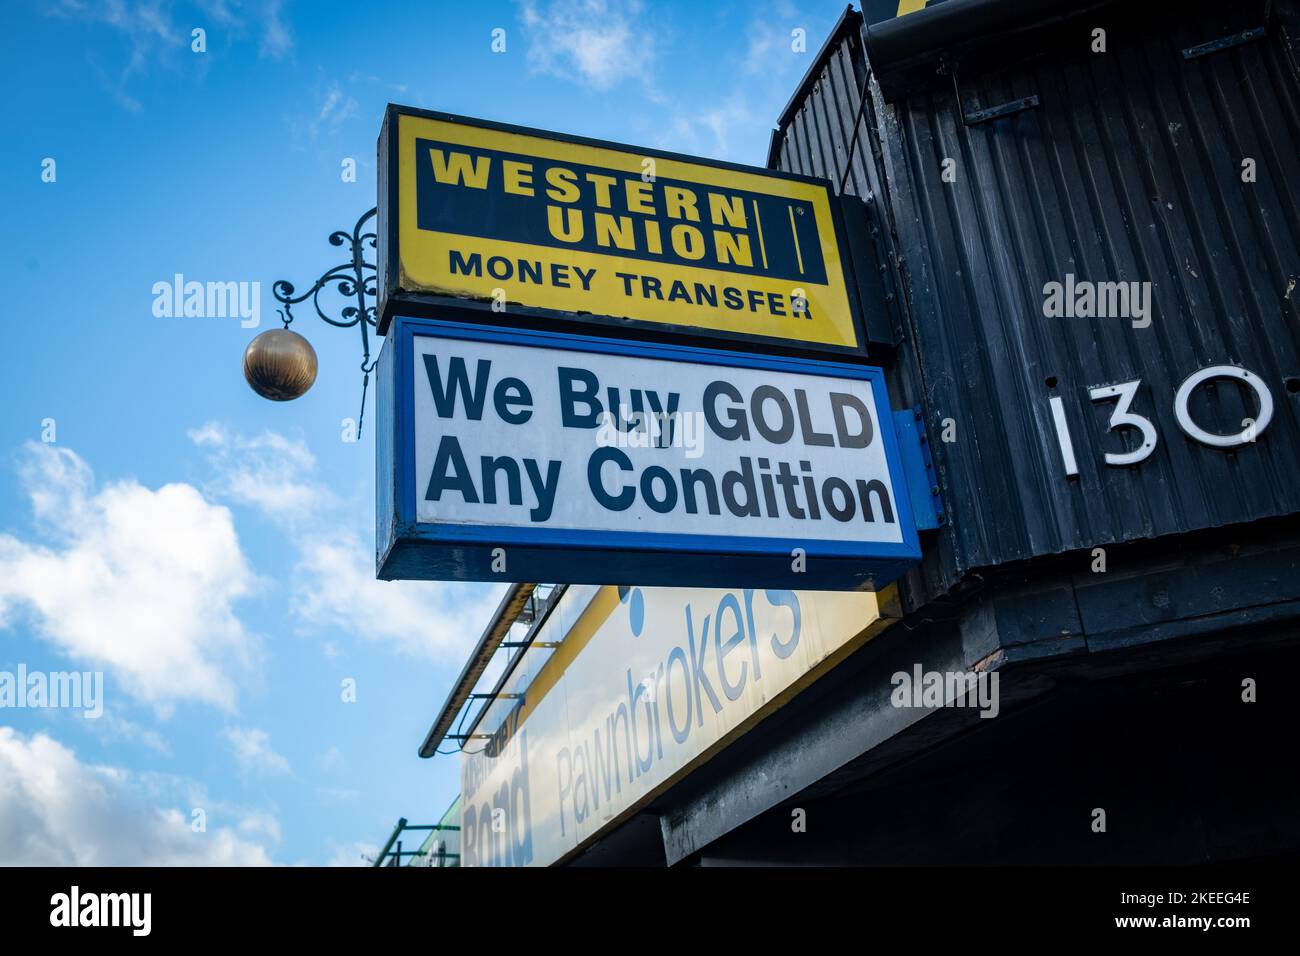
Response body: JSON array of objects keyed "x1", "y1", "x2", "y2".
[
  {"x1": 773, "y1": 20, "x2": 875, "y2": 200},
  {"x1": 771, "y1": 1, "x2": 1300, "y2": 595}
]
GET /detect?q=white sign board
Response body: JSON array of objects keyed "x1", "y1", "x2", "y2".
[
  {"x1": 458, "y1": 583, "x2": 900, "y2": 866},
  {"x1": 376, "y1": 318, "x2": 920, "y2": 589}
]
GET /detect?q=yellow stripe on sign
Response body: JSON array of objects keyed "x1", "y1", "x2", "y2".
[
  {"x1": 510, "y1": 586, "x2": 621, "y2": 729},
  {"x1": 788, "y1": 205, "x2": 805, "y2": 275},
  {"x1": 897, "y1": 0, "x2": 929, "y2": 15},
  {"x1": 752, "y1": 199, "x2": 768, "y2": 270}
]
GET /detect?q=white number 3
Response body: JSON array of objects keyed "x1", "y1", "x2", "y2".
[{"x1": 1088, "y1": 379, "x2": 1157, "y2": 466}]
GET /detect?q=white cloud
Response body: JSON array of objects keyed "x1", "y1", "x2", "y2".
[
  {"x1": 664, "y1": 93, "x2": 757, "y2": 161},
  {"x1": 88, "y1": 711, "x2": 172, "y2": 755},
  {"x1": 316, "y1": 787, "x2": 358, "y2": 803},
  {"x1": 236, "y1": 808, "x2": 283, "y2": 843},
  {"x1": 284, "y1": 79, "x2": 361, "y2": 145},
  {"x1": 256, "y1": 0, "x2": 292, "y2": 58},
  {"x1": 188, "y1": 421, "x2": 332, "y2": 524},
  {"x1": 194, "y1": 0, "x2": 293, "y2": 58},
  {"x1": 326, "y1": 840, "x2": 379, "y2": 867},
  {"x1": 741, "y1": 14, "x2": 811, "y2": 76},
  {"x1": 292, "y1": 529, "x2": 505, "y2": 660},
  {"x1": 0, "y1": 443, "x2": 258, "y2": 712},
  {"x1": 192, "y1": 423, "x2": 506, "y2": 661},
  {"x1": 223, "y1": 726, "x2": 291, "y2": 776},
  {"x1": 192, "y1": 0, "x2": 294, "y2": 56},
  {"x1": 311, "y1": 82, "x2": 359, "y2": 137},
  {"x1": 45, "y1": 0, "x2": 180, "y2": 111},
  {"x1": 635, "y1": 7, "x2": 825, "y2": 164},
  {"x1": 742, "y1": 19, "x2": 784, "y2": 75},
  {"x1": 317, "y1": 745, "x2": 344, "y2": 771},
  {"x1": 517, "y1": 0, "x2": 655, "y2": 91},
  {"x1": 45, "y1": 0, "x2": 294, "y2": 112},
  {"x1": 0, "y1": 727, "x2": 273, "y2": 865}
]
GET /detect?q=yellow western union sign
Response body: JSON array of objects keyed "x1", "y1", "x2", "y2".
[{"x1": 377, "y1": 106, "x2": 863, "y2": 353}]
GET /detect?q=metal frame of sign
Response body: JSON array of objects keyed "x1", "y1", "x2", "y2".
[
  {"x1": 376, "y1": 314, "x2": 921, "y2": 590},
  {"x1": 376, "y1": 104, "x2": 871, "y2": 360}
]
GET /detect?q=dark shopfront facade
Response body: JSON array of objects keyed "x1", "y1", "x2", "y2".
[
  {"x1": 562, "y1": 0, "x2": 1300, "y2": 866},
  {"x1": 393, "y1": 0, "x2": 1300, "y2": 868}
]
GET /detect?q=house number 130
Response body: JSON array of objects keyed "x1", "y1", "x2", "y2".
[{"x1": 1048, "y1": 364, "x2": 1276, "y2": 477}]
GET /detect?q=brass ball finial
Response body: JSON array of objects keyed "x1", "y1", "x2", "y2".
[{"x1": 242, "y1": 328, "x2": 318, "y2": 401}]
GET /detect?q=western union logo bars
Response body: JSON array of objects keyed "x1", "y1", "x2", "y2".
[{"x1": 376, "y1": 106, "x2": 867, "y2": 357}]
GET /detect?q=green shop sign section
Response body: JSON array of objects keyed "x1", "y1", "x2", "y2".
[{"x1": 373, "y1": 799, "x2": 460, "y2": 867}]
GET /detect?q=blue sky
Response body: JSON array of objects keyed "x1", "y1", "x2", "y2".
[{"x1": 0, "y1": 0, "x2": 846, "y2": 865}]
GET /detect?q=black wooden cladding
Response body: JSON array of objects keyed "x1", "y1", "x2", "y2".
[{"x1": 769, "y1": 0, "x2": 1300, "y2": 599}]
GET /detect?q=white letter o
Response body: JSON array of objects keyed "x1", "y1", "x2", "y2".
[{"x1": 1173, "y1": 365, "x2": 1273, "y2": 448}]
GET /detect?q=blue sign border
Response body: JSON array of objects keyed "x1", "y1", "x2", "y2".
[{"x1": 377, "y1": 315, "x2": 922, "y2": 590}]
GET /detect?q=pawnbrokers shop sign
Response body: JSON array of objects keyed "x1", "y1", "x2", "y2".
[
  {"x1": 375, "y1": 317, "x2": 919, "y2": 589},
  {"x1": 376, "y1": 106, "x2": 865, "y2": 355},
  {"x1": 459, "y1": 584, "x2": 901, "y2": 867}
]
